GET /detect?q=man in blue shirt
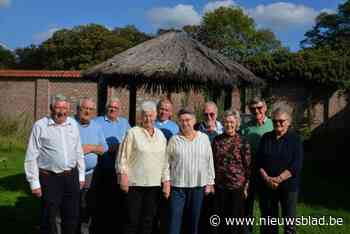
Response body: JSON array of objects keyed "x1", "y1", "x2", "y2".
[
  {"x1": 94, "y1": 97, "x2": 130, "y2": 233},
  {"x1": 155, "y1": 98, "x2": 179, "y2": 141},
  {"x1": 76, "y1": 97, "x2": 108, "y2": 234}
]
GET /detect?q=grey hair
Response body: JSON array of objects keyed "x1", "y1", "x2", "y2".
[
  {"x1": 222, "y1": 109, "x2": 241, "y2": 129},
  {"x1": 249, "y1": 97, "x2": 266, "y2": 106},
  {"x1": 50, "y1": 94, "x2": 68, "y2": 109},
  {"x1": 77, "y1": 97, "x2": 96, "y2": 111},
  {"x1": 141, "y1": 101, "x2": 157, "y2": 113},
  {"x1": 271, "y1": 107, "x2": 292, "y2": 122},
  {"x1": 105, "y1": 97, "x2": 120, "y2": 109},
  {"x1": 204, "y1": 101, "x2": 218, "y2": 113}
]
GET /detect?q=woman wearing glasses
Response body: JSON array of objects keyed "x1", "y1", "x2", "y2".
[
  {"x1": 257, "y1": 108, "x2": 303, "y2": 234},
  {"x1": 211, "y1": 109, "x2": 251, "y2": 234}
]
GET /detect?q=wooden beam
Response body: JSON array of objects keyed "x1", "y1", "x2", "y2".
[{"x1": 129, "y1": 83, "x2": 137, "y2": 127}]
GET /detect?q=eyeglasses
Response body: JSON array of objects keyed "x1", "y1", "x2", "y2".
[
  {"x1": 249, "y1": 105, "x2": 264, "y2": 111},
  {"x1": 203, "y1": 112, "x2": 215, "y2": 118},
  {"x1": 272, "y1": 119, "x2": 287, "y2": 125}
]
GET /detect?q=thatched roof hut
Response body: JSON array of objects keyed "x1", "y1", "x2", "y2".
[{"x1": 84, "y1": 32, "x2": 263, "y2": 125}]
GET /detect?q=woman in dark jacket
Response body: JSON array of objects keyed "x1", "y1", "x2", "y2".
[{"x1": 257, "y1": 107, "x2": 303, "y2": 234}]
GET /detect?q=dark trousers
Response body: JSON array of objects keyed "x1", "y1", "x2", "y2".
[
  {"x1": 169, "y1": 187, "x2": 204, "y2": 234},
  {"x1": 93, "y1": 167, "x2": 123, "y2": 234},
  {"x1": 151, "y1": 195, "x2": 170, "y2": 234},
  {"x1": 212, "y1": 187, "x2": 245, "y2": 234},
  {"x1": 39, "y1": 168, "x2": 80, "y2": 234},
  {"x1": 123, "y1": 186, "x2": 160, "y2": 234},
  {"x1": 244, "y1": 176, "x2": 257, "y2": 234},
  {"x1": 259, "y1": 187, "x2": 298, "y2": 234}
]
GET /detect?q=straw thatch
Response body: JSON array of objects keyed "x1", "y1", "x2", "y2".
[{"x1": 83, "y1": 32, "x2": 263, "y2": 92}]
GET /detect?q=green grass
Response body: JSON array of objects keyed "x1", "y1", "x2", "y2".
[{"x1": 0, "y1": 140, "x2": 349, "y2": 233}]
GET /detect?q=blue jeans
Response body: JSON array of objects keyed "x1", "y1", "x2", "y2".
[{"x1": 169, "y1": 187, "x2": 204, "y2": 234}]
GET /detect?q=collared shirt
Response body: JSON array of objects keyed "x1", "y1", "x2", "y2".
[
  {"x1": 117, "y1": 126, "x2": 168, "y2": 187},
  {"x1": 24, "y1": 116, "x2": 85, "y2": 190},
  {"x1": 240, "y1": 116, "x2": 273, "y2": 156},
  {"x1": 76, "y1": 119, "x2": 109, "y2": 175},
  {"x1": 196, "y1": 121, "x2": 224, "y2": 143},
  {"x1": 167, "y1": 131, "x2": 215, "y2": 188},
  {"x1": 212, "y1": 133, "x2": 251, "y2": 190},
  {"x1": 256, "y1": 130, "x2": 303, "y2": 191},
  {"x1": 155, "y1": 119, "x2": 179, "y2": 141},
  {"x1": 94, "y1": 116, "x2": 131, "y2": 168}
]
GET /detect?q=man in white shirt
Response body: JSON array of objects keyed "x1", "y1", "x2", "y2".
[{"x1": 24, "y1": 94, "x2": 85, "y2": 234}]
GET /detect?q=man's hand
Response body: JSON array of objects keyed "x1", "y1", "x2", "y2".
[
  {"x1": 120, "y1": 174, "x2": 129, "y2": 193},
  {"x1": 162, "y1": 181, "x2": 171, "y2": 199},
  {"x1": 82, "y1": 144, "x2": 95, "y2": 154},
  {"x1": 32, "y1": 188, "x2": 42, "y2": 198},
  {"x1": 80, "y1": 181, "x2": 85, "y2": 190}
]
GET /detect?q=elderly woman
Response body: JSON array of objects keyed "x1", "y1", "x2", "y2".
[
  {"x1": 211, "y1": 109, "x2": 251, "y2": 234},
  {"x1": 116, "y1": 101, "x2": 170, "y2": 234},
  {"x1": 257, "y1": 108, "x2": 303, "y2": 234},
  {"x1": 167, "y1": 108, "x2": 215, "y2": 234}
]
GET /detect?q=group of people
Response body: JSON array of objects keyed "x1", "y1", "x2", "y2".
[{"x1": 24, "y1": 94, "x2": 303, "y2": 234}]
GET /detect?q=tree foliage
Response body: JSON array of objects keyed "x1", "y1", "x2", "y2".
[
  {"x1": 16, "y1": 24, "x2": 151, "y2": 70},
  {"x1": 0, "y1": 45, "x2": 16, "y2": 69},
  {"x1": 192, "y1": 7, "x2": 282, "y2": 62}
]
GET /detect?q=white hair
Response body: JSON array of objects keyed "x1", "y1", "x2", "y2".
[
  {"x1": 141, "y1": 101, "x2": 157, "y2": 113},
  {"x1": 105, "y1": 97, "x2": 120, "y2": 109},
  {"x1": 204, "y1": 101, "x2": 218, "y2": 113},
  {"x1": 222, "y1": 109, "x2": 241, "y2": 129},
  {"x1": 77, "y1": 97, "x2": 96, "y2": 111},
  {"x1": 50, "y1": 94, "x2": 68, "y2": 108}
]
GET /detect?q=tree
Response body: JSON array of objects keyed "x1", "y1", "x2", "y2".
[
  {"x1": 301, "y1": 0, "x2": 350, "y2": 48},
  {"x1": 16, "y1": 24, "x2": 150, "y2": 70},
  {"x1": 195, "y1": 6, "x2": 283, "y2": 62},
  {"x1": 0, "y1": 45, "x2": 16, "y2": 69}
]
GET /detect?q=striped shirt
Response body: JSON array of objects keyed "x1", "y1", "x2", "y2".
[{"x1": 167, "y1": 131, "x2": 215, "y2": 187}]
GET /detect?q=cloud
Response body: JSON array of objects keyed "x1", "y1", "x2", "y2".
[
  {"x1": 248, "y1": 2, "x2": 320, "y2": 31},
  {"x1": 203, "y1": 0, "x2": 236, "y2": 13},
  {"x1": 0, "y1": 0, "x2": 11, "y2": 8},
  {"x1": 33, "y1": 27, "x2": 60, "y2": 44},
  {"x1": 146, "y1": 4, "x2": 201, "y2": 29}
]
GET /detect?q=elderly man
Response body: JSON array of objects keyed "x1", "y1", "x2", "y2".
[
  {"x1": 75, "y1": 97, "x2": 108, "y2": 234},
  {"x1": 94, "y1": 97, "x2": 130, "y2": 233},
  {"x1": 24, "y1": 94, "x2": 85, "y2": 234},
  {"x1": 195, "y1": 101, "x2": 223, "y2": 143},
  {"x1": 155, "y1": 98, "x2": 179, "y2": 141},
  {"x1": 240, "y1": 97, "x2": 273, "y2": 234},
  {"x1": 117, "y1": 101, "x2": 170, "y2": 234}
]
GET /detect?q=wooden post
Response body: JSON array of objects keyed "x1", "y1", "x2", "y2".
[
  {"x1": 240, "y1": 86, "x2": 247, "y2": 113},
  {"x1": 128, "y1": 83, "x2": 137, "y2": 127},
  {"x1": 97, "y1": 77, "x2": 108, "y2": 116},
  {"x1": 224, "y1": 87, "x2": 233, "y2": 110}
]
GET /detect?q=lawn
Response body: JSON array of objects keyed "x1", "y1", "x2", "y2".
[{"x1": 0, "y1": 139, "x2": 349, "y2": 234}]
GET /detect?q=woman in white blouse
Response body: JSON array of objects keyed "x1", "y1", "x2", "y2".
[
  {"x1": 167, "y1": 108, "x2": 215, "y2": 234},
  {"x1": 117, "y1": 101, "x2": 170, "y2": 234}
]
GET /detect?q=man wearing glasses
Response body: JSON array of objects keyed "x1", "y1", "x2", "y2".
[
  {"x1": 195, "y1": 101, "x2": 223, "y2": 143},
  {"x1": 94, "y1": 97, "x2": 131, "y2": 233},
  {"x1": 75, "y1": 97, "x2": 108, "y2": 234},
  {"x1": 241, "y1": 97, "x2": 273, "y2": 234}
]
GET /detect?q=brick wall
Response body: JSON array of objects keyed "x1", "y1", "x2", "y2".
[{"x1": 0, "y1": 78, "x2": 36, "y2": 121}]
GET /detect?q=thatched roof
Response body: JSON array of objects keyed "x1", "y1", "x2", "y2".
[{"x1": 83, "y1": 32, "x2": 264, "y2": 92}]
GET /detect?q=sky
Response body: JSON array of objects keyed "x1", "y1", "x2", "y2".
[{"x1": 0, "y1": 0, "x2": 345, "y2": 51}]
